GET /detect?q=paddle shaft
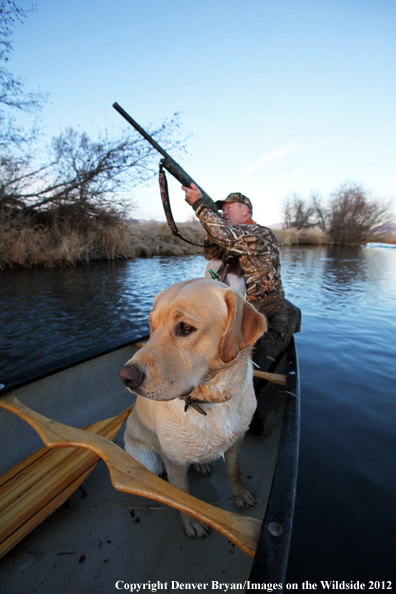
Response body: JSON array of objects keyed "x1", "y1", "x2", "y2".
[{"x1": 0, "y1": 393, "x2": 261, "y2": 557}]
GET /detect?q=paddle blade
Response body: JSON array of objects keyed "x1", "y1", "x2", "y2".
[{"x1": 0, "y1": 405, "x2": 133, "y2": 559}]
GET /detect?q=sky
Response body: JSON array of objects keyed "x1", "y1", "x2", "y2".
[{"x1": 8, "y1": 0, "x2": 396, "y2": 225}]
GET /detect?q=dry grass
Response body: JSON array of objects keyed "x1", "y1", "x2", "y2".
[
  {"x1": 0, "y1": 221, "x2": 133, "y2": 270},
  {"x1": 274, "y1": 228, "x2": 330, "y2": 245},
  {"x1": 0, "y1": 220, "x2": 206, "y2": 270},
  {"x1": 125, "y1": 221, "x2": 205, "y2": 258},
  {"x1": 275, "y1": 228, "x2": 396, "y2": 246},
  {"x1": 2, "y1": 218, "x2": 394, "y2": 271}
]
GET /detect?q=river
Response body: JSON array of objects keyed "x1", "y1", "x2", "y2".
[{"x1": 1, "y1": 245, "x2": 395, "y2": 583}]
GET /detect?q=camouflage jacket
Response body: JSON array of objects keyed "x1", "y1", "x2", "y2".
[{"x1": 193, "y1": 200, "x2": 284, "y2": 303}]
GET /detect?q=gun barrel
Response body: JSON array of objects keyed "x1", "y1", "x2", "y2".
[
  {"x1": 113, "y1": 102, "x2": 169, "y2": 159},
  {"x1": 112, "y1": 102, "x2": 218, "y2": 213}
]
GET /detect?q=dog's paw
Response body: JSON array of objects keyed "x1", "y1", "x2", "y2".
[
  {"x1": 182, "y1": 515, "x2": 212, "y2": 539},
  {"x1": 233, "y1": 487, "x2": 256, "y2": 509},
  {"x1": 192, "y1": 461, "x2": 213, "y2": 476}
]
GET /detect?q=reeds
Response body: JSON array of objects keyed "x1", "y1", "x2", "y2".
[
  {"x1": 0, "y1": 222, "x2": 132, "y2": 269},
  {"x1": 274, "y1": 228, "x2": 330, "y2": 245},
  {"x1": 1, "y1": 219, "x2": 393, "y2": 271},
  {"x1": 0, "y1": 219, "x2": 206, "y2": 270},
  {"x1": 125, "y1": 221, "x2": 205, "y2": 258}
]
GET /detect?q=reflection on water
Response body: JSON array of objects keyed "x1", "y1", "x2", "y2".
[
  {"x1": 280, "y1": 246, "x2": 396, "y2": 582},
  {"x1": 1, "y1": 245, "x2": 395, "y2": 580},
  {"x1": 0, "y1": 256, "x2": 205, "y2": 378},
  {"x1": 3, "y1": 245, "x2": 394, "y2": 380}
]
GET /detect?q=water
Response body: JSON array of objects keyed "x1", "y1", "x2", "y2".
[
  {"x1": 1, "y1": 245, "x2": 395, "y2": 583},
  {"x1": 282, "y1": 246, "x2": 396, "y2": 584},
  {"x1": 0, "y1": 256, "x2": 205, "y2": 379}
]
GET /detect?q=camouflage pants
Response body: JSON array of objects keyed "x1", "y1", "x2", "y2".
[{"x1": 252, "y1": 296, "x2": 301, "y2": 388}]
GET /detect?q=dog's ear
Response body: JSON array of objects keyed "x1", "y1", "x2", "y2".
[{"x1": 219, "y1": 289, "x2": 267, "y2": 363}]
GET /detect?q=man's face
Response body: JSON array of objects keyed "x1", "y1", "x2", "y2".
[{"x1": 222, "y1": 202, "x2": 250, "y2": 226}]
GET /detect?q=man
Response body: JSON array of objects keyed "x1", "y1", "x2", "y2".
[{"x1": 183, "y1": 183, "x2": 301, "y2": 431}]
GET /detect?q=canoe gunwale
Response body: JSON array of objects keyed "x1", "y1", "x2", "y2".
[
  {"x1": 0, "y1": 331, "x2": 150, "y2": 397},
  {"x1": 247, "y1": 336, "x2": 300, "y2": 589}
]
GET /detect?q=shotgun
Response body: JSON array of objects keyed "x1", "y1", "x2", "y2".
[{"x1": 112, "y1": 102, "x2": 218, "y2": 213}]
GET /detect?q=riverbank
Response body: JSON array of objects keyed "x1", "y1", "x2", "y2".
[
  {"x1": 0, "y1": 221, "x2": 205, "y2": 270},
  {"x1": 1, "y1": 220, "x2": 395, "y2": 270}
]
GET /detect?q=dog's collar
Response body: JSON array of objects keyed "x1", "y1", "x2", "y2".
[
  {"x1": 180, "y1": 390, "x2": 233, "y2": 416},
  {"x1": 179, "y1": 346, "x2": 253, "y2": 415},
  {"x1": 181, "y1": 396, "x2": 208, "y2": 416}
]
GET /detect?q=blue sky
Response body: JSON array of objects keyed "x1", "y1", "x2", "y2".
[{"x1": 10, "y1": 0, "x2": 396, "y2": 225}]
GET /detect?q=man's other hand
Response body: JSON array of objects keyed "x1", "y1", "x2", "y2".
[{"x1": 182, "y1": 183, "x2": 202, "y2": 206}]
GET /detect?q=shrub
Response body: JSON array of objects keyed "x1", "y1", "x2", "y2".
[{"x1": 329, "y1": 183, "x2": 390, "y2": 245}]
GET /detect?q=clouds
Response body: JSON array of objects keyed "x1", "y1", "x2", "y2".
[{"x1": 246, "y1": 143, "x2": 299, "y2": 174}]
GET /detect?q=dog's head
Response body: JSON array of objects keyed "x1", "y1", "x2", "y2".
[{"x1": 119, "y1": 278, "x2": 266, "y2": 400}]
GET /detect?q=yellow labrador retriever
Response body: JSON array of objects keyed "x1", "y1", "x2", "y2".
[{"x1": 119, "y1": 278, "x2": 266, "y2": 538}]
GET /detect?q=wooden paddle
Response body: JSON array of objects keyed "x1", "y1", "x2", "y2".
[
  {"x1": 0, "y1": 403, "x2": 133, "y2": 559},
  {"x1": 0, "y1": 393, "x2": 262, "y2": 558}
]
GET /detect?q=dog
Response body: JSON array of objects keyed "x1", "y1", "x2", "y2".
[
  {"x1": 119, "y1": 278, "x2": 266, "y2": 538},
  {"x1": 204, "y1": 258, "x2": 246, "y2": 296}
]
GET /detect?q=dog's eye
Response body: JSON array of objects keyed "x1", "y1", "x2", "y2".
[{"x1": 177, "y1": 322, "x2": 196, "y2": 336}]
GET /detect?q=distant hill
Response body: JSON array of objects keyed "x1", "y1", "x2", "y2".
[
  {"x1": 126, "y1": 218, "x2": 156, "y2": 224},
  {"x1": 268, "y1": 223, "x2": 396, "y2": 233},
  {"x1": 268, "y1": 222, "x2": 286, "y2": 230},
  {"x1": 373, "y1": 223, "x2": 396, "y2": 233}
]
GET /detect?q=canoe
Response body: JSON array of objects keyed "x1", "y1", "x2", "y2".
[{"x1": 0, "y1": 332, "x2": 300, "y2": 592}]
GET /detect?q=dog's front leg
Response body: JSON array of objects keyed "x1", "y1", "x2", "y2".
[
  {"x1": 163, "y1": 457, "x2": 211, "y2": 539},
  {"x1": 225, "y1": 436, "x2": 255, "y2": 509}
]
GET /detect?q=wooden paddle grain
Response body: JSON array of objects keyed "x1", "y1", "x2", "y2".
[
  {"x1": 0, "y1": 393, "x2": 261, "y2": 557},
  {"x1": 0, "y1": 404, "x2": 133, "y2": 558}
]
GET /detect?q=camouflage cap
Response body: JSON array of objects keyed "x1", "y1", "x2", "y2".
[{"x1": 215, "y1": 192, "x2": 253, "y2": 213}]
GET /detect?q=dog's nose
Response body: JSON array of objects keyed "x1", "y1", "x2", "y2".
[{"x1": 119, "y1": 363, "x2": 145, "y2": 389}]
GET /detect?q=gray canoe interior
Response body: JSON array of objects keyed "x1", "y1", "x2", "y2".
[{"x1": 0, "y1": 344, "x2": 286, "y2": 593}]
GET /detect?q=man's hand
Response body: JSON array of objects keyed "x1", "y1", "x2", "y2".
[{"x1": 182, "y1": 182, "x2": 202, "y2": 207}]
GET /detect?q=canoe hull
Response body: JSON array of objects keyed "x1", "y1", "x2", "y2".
[{"x1": 0, "y1": 333, "x2": 299, "y2": 591}]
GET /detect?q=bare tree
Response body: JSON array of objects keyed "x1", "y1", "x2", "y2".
[
  {"x1": 0, "y1": 1, "x2": 47, "y2": 151},
  {"x1": 281, "y1": 183, "x2": 391, "y2": 243},
  {"x1": 310, "y1": 192, "x2": 328, "y2": 232},
  {"x1": 329, "y1": 183, "x2": 390, "y2": 244},
  {"x1": 0, "y1": 2, "x2": 188, "y2": 237},
  {"x1": 282, "y1": 195, "x2": 293, "y2": 229},
  {"x1": 1, "y1": 117, "x2": 186, "y2": 229},
  {"x1": 282, "y1": 192, "x2": 316, "y2": 229}
]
